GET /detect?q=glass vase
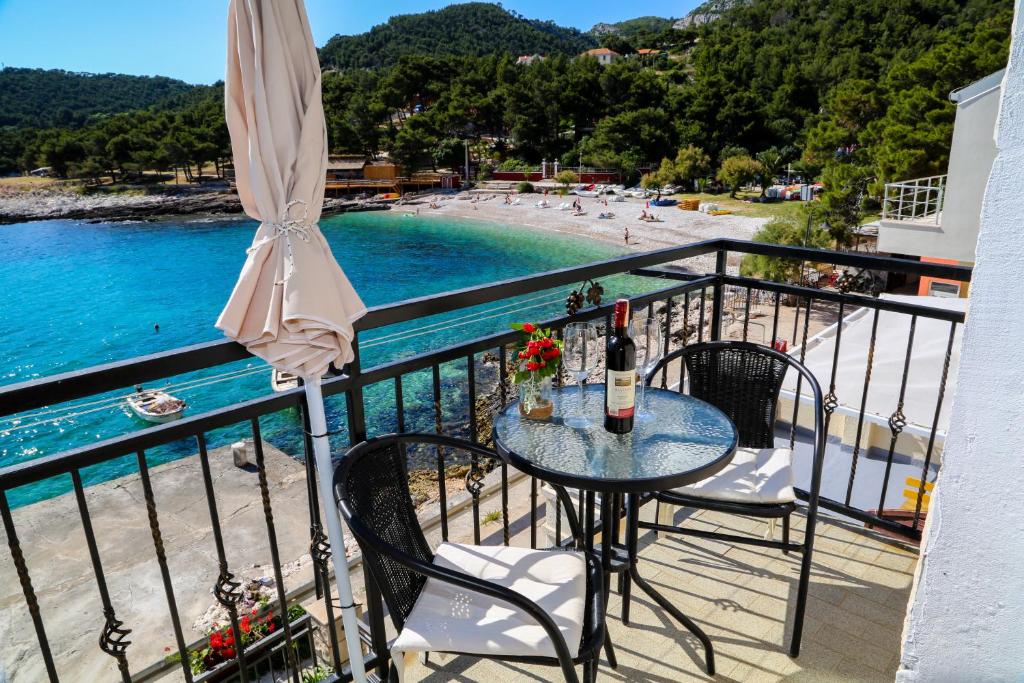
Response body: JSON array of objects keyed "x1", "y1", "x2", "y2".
[{"x1": 518, "y1": 375, "x2": 553, "y2": 420}]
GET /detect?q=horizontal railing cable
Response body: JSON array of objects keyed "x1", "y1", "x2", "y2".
[{"x1": 0, "y1": 365, "x2": 269, "y2": 431}]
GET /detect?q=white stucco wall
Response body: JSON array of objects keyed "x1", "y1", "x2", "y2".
[
  {"x1": 936, "y1": 82, "x2": 1000, "y2": 262},
  {"x1": 878, "y1": 75, "x2": 1000, "y2": 263},
  {"x1": 897, "y1": 4, "x2": 1024, "y2": 681}
]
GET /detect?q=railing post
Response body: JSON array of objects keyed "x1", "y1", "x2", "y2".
[
  {"x1": 364, "y1": 570, "x2": 390, "y2": 680},
  {"x1": 344, "y1": 335, "x2": 368, "y2": 444},
  {"x1": 710, "y1": 249, "x2": 727, "y2": 341}
]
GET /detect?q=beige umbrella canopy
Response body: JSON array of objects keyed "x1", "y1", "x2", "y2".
[
  {"x1": 219, "y1": 1, "x2": 367, "y2": 680},
  {"x1": 217, "y1": 0, "x2": 366, "y2": 378}
]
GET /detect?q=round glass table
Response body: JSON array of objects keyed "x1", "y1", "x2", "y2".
[
  {"x1": 493, "y1": 384, "x2": 738, "y2": 494},
  {"x1": 492, "y1": 384, "x2": 738, "y2": 676}
]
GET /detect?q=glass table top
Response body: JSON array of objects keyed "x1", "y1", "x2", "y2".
[{"x1": 493, "y1": 385, "x2": 738, "y2": 493}]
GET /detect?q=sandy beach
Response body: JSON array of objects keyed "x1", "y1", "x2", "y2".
[{"x1": 396, "y1": 190, "x2": 768, "y2": 254}]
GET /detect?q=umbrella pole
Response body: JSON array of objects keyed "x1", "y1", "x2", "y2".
[{"x1": 304, "y1": 378, "x2": 368, "y2": 683}]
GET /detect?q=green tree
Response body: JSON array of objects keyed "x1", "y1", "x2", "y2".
[
  {"x1": 815, "y1": 163, "x2": 874, "y2": 245},
  {"x1": 640, "y1": 172, "x2": 662, "y2": 197},
  {"x1": 717, "y1": 155, "x2": 764, "y2": 198},
  {"x1": 755, "y1": 148, "x2": 784, "y2": 196},
  {"x1": 674, "y1": 144, "x2": 711, "y2": 191},
  {"x1": 740, "y1": 217, "x2": 832, "y2": 283},
  {"x1": 554, "y1": 170, "x2": 579, "y2": 195}
]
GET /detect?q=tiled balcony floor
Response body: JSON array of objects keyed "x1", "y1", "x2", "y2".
[{"x1": 400, "y1": 505, "x2": 918, "y2": 682}]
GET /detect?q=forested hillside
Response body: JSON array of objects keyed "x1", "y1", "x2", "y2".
[
  {"x1": 589, "y1": 17, "x2": 676, "y2": 39},
  {"x1": 318, "y1": 3, "x2": 596, "y2": 69},
  {"x1": 0, "y1": 68, "x2": 195, "y2": 129},
  {"x1": 0, "y1": 0, "x2": 1013, "y2": 242}
]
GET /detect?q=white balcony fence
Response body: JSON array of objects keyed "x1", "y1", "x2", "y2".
[{"x1": 883, "y1": 174, "x2": 947, "y2": 224}]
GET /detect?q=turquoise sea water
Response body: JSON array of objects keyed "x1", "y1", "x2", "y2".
[{"x1": 0, "y1": 211, "x2": 654, "y2": 507}]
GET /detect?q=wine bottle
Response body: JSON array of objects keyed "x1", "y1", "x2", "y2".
[{"x1": 604, "y1": 298, "x2": 636, "y2": 434}]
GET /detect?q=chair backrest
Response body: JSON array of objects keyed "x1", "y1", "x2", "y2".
[
  {"x1": 334, "y1": 436, "x2": 434, "y2": 629},
  {"x1": 647, "y1": 341, "x2": 796, "y2": 449}
]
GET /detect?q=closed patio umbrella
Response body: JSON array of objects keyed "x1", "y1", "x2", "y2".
[{"x1": 218, "y1": 1, "x2": 367, "y2": 680}]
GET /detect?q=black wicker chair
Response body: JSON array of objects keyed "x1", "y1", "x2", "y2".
[
  {"x1": 334, "y1": 433, "x2": 606, "y2": 682},
  {"x1": 630, "y1": 341, "x2": 825, "y2": 657}
]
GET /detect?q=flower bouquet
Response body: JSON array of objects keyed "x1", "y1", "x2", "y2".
[{"x1": 510, "y1": 322, "x2": 562, "y2": 419}]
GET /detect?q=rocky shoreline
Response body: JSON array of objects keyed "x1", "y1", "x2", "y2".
[{"x1": 0, "y1": 185, "x2": 391, "y2": 224}]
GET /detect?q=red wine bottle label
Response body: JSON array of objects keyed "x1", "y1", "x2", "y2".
[{"x1": 605, "y1": 370, "x2": 635, "y2": 417}]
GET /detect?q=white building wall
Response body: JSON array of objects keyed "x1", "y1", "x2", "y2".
[
  {"x1": 938, "y1": 80, "x2": 1001, "y2": 262},
  {"x1": 897, "y1": 4, "x2": 1024, "y2": 681},
  {"x1": 878, "y1": 75, "x2": 1001, "y2": 263}
]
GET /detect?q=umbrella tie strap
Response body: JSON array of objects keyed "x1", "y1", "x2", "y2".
[
  {"x1": 306, "y1": 427, "x2": 345, "y2": 439},
  {"x1": 246, "y1": 199, "x2": 312, "y2": 284}
]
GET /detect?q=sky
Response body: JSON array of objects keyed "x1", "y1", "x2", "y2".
[{"x1": 0, "y1": 1, "x2": 699, "y2": 85}]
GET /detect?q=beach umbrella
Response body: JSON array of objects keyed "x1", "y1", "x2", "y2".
[{"x1": 217, "y1": 1, "x2": 367, "y2": 680}]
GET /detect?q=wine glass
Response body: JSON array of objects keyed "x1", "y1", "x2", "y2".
[
  {"x1": 562, "y1": 322, "x2": 599, "y2": 428},
  {"x1": 633, "y1": 317, "x2": 663, "y2": 423}
]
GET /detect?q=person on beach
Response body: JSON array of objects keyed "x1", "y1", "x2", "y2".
[{"x1": 624, "y1": 227, "x2": 630, "y2": 244}]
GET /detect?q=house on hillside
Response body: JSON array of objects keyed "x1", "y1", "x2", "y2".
[
  {"x1": 580, "y1": 47, "x2": 620, "y2": 65},
  {"x1": 878, "y1": 69, "x2": 1004, "y2": 297},
  {"x1": 636, "y1": 48, "x2": 668, "y2": 65},
  {"x1": 515, "y1": 54, "x2": 544, "y2": 66}
]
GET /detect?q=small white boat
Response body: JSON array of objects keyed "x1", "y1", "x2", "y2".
[
  {"x1": 271, "y1": 368, "x2": 300, "y2": 392},
  {"x1": 127, "y1": 390, "x2": 186, "y2": 423}
]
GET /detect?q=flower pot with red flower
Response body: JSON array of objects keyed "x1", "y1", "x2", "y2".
[{"x1": 510, "y1": 322, "x2": 562, "y2": 420}]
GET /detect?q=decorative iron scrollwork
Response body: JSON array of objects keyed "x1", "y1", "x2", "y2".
[
  {"x1": 99, "y1": 608, "x2": 132, "y2": 657},
  {"x1": 823, "y1": 390, "x2": 839, "y2": 415},
  {"x1": 465, "y1": 465, "x2": 486, "y2": 498},
  {"x1": 566, "y1": 279, "x2": 603, "y2": 316},
  {"x1": 888, "y1": 407, "x2": 907, "y2": 435},
  {"x1": 213, "y1": 568, "x2": 242, "y2": 608},
  {"x1": 310, "y1": 525, "x2": 331, "y2": 568}
]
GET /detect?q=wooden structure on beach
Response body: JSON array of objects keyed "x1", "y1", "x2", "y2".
[{"x1": 324, "y1": 167, "x2": 461, "y2": 197}]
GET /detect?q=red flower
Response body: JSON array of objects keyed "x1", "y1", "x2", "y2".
[
  {"x1": 522, "y1": 323, "x2": 536, "y2": 333},
  {"x1": 224, "y1": 633, "x2": 235, "y2": 647},
  {"x1": 526, "y1": 362, "x2": 539, "y2": 371},
  {"x1": 539, "y1": 361, "x2": 547, "y2": 368},
  {"x1": 518, "y1": 351, "x2": 527, "y2": 359},
  {"x1": 240, "y1": 616, "x2": 251, "y2": 634},
  {"x1": 549, "y1": 348, "x2": 560, "y2": 358},
  {"x1": 540, "y1": 338, "x2": 553, "y2": 348},
  {"x1": 267, "y1": 622, "x2": 276, "y2": 633},
  {"x1": 222, "y1": 647, "x2": 235, "y2": 659},
  {"x1": 209, "y1": 632, "x2": 224, "y2": 649}
]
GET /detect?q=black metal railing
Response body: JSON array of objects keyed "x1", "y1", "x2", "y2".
[{"x1": 0, "y1": 238, "x2": 971, "y2": 682}]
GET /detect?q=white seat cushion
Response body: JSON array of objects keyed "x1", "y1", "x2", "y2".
[
  {"x1": 672, "y1": 447, "x2": 797, "y2": 504},
  {"x1": 390, "y1": 542, "x2": 586, "y2": 680}
]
